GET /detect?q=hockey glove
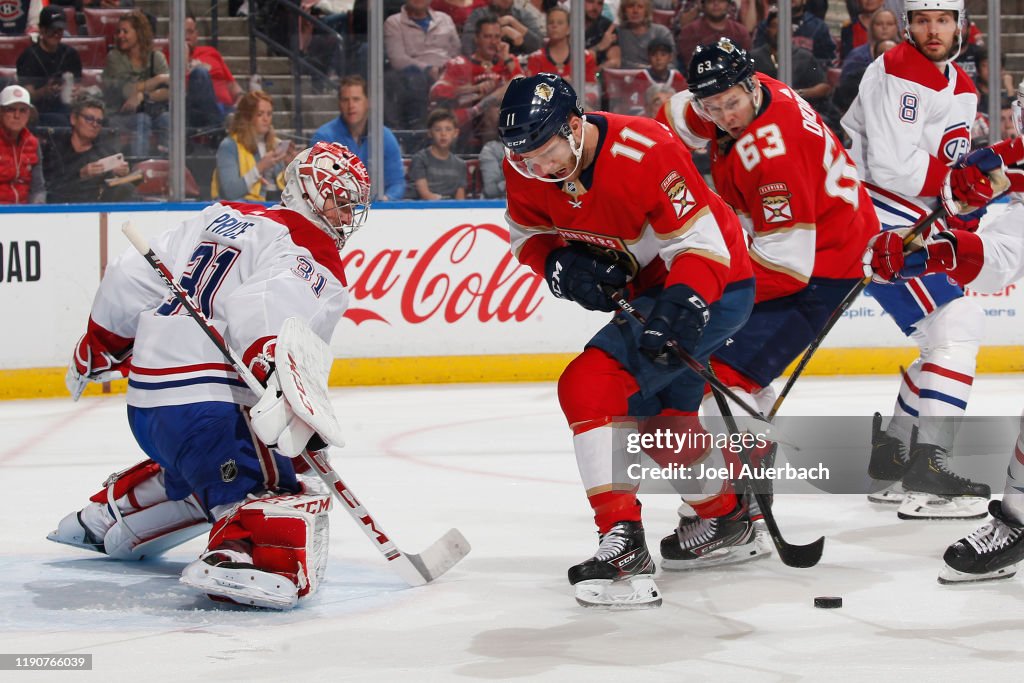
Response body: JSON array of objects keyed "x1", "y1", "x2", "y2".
[
  {"x1": 638, "y1": 284, "x2": 710, "y2": 365},
  {"x1": 66, "y1": 319, "x2": 134, "y2": 401},
  {"x1": 945, "y1": 204, "x2": 987, "y2": 233},
  {"x1": 864, "y1": 230, "x2": 971, "y2": 283},
  {"x1": 544, "y1": 245, "x2": 629, "y2": 312},
  {"x1": 941, "y1": 147, "x2": 1004, "y2": 216}
]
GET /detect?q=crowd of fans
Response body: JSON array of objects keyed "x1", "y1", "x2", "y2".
[{"x1": 0, "y1": 0, "x2": 1016, "y2": 204}]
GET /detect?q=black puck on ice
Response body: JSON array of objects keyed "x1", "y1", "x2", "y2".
[{"x1": 814, "y1": 596, "x2": 843, "y2": 609}]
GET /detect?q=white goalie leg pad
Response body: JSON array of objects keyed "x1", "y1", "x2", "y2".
[
  {"x1": 181, "y1": 491, "x2": 332, "y2": 608},
  {"x1": 47, "y1": 460, "x2": 211, "y2": 560},
  {"x1": 250, "y1": 317, "x2": 345, "y2": 457}
]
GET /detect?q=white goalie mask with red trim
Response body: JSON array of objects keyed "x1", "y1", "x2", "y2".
[{"x1": 282, "y1": 142, "x2": 371, "y2": 250}]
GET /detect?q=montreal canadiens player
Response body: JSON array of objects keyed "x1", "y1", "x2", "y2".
[
  {"x1": 655, "y1": 38, "x2": 880, "y2": 568},
  {"x1": 48, "y1": 142, "x2": 371, "y2": 609},
  {"x1": 865, "y1": 86, "x2": 1024, "y2": 583},
  {"x1": 841, "y1": 0, "x2": 994, "y2": 519},
  {"x1": 499, "y1": 73, "x2": 755, "y2": 608}
]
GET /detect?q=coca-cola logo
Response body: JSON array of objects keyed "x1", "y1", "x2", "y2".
[{"x1": 340, "y1": 223, "x2": 544, "y2": 325}]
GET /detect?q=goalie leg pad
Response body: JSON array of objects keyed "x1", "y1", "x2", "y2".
[
  {"x1": 47, "y1": 459, "x2": 211, "y2": 560},
  {"x1": 181, "y1": 492, "x2": 332, "y2": 608}
]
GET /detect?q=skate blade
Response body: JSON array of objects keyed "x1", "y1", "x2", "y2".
[
  {"x1": 937, "y1": 564, "x2": 1019, "y2": 585},
  {"x1": 45, "y1": 531, "x2": 106, "y2": 555},
  {"x1": 867, "y1": 482, "x2": 905, "y2": 505},
  {"x1": 897, "y1": 494, "x2": 989, "y2": 520},
  {"x1": 180, "y1": 563, "x2": 298, "y2": 610},
  {"x1": 573, "y1": 577, "x2": 662, "y2": 609},
  {"x1": 661, "y1": 536, "x2": 770, "y2": 571}
]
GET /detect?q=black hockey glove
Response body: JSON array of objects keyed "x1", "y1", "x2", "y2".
[
  {"x1": 544, "y1": 245, "x2": 629, "y2": 312},
  {"x1": 638, "y1": 284, "x2": 710, "y2": 365}
]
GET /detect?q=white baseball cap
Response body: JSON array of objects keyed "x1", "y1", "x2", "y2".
[{"x1": 0, "y1": 85, "x2": 33, "y2": 108}]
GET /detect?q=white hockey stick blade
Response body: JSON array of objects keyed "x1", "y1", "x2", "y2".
[{"x1": 395, "y1": 528, "x2": 471, "y2": 586}]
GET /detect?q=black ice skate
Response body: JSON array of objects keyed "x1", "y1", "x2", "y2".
[
  {"x1": 866, "y1": 413, "x2": 909, "y2": 505},
  {"x1": 660, "y1": 497, "x2": 769, "y2": 570},
  {"x1": 939, "y1": 500, "x2": 1024, "y2": 584},
  {"x1": 569, "y1": 521, "x2": 661, "y2": 609},
  {"x1": 897, "y1": 442, "x2": 990, "y2": 520}
]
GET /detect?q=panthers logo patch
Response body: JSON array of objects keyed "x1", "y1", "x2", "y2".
[
  {"x1": 665, "y1": 178, "x2": 696, "y2": 218},
  {"x1": 760, "y1": 183, "x2": 792, "y2": 224}
]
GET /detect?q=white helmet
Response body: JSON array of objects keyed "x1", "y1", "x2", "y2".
[
  {"x1": 1013, "y1": 78, "x2": 1024, "y2": 138},
  {"x1": 903, "y1": 0, "x2": 964, "y2": 57},
  {"x1": 282, "y1": 142, "x2": 371, "y2": 250}
]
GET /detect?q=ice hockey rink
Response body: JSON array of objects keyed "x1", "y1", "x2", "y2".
[{"x1": 3, "y1": 375, "x2": 1024, "y2": 681}]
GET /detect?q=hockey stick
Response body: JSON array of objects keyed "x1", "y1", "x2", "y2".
[
  {"x1": 121, "y1": 222, "x2": 470, "y2": 587},
  {"x1": 600, "y1": 285, "x2": 823, "y2": 566}
]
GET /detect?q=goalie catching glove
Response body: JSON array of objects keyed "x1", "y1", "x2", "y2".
[
  {"x1": 66, "y1": 318, "x2": 134, "y2": 401},
  {"x1": 249, "y1": 318, "x2": 345, "y2": 457}
]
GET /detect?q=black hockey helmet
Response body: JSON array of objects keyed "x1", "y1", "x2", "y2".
[
  {"x1": 687, "y1": 37, "x2": 756, "y2": 100},
  {"x1": 498, "y1": 73, "x2": 584, "y2": 154}
]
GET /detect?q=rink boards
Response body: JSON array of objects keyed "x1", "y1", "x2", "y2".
[{"x1": 1, "y1": 201, "x2": 1022, "y2": 399}]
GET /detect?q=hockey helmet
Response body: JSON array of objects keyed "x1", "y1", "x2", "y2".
[
  {"x1": 903, "y1": 0, "x2": 964, "y2": 51},
  {"x1": 1013, "y1": 78, "x2": 1024, "y2": 138},
  {"x1": 498, "y1": 73, "x2": 588, "y2": 182},
  {"x1": 687, "y1": 38, "x2": 756, "y2": 101},
  {"x1": 282, "y1": 142, "x2": 371, "y2": 250}
]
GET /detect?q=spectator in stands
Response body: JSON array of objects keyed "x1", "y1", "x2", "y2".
[
  {"x1": 478, "y1": 137, "x2": 505, "y2": 198},
  {"x1": 384, "y1": 0, "x2": 461, "y2": 130},
  {"x1": 431, "y1": 15, "x2": 522, "y2": 152},
  {"x1": 461, "y1": 0, "x2": 543, "y2": 57},
  {"x1": 212, "y1": 91, "x2": 293, "y2": 201},
  {"x1": 840, "y1": 7, "x2": 897, "y2": 78},
  {"x1": 15, "y1": 6, "x2": 82, "y2": 128},
  {"x1": 975, "y1": 52, "x2": 1016, "y2": 119},
  {"x1": 432, "y1": 0, "x2": 487, "y2": 30},
  {"x1": 644, "y1": 37, "x2": 686, "y2": 92},
  {"x1": 584, "y1": 0, "x2": 620, "y2": 68},
  {"x1": 617, "y1": 0, "x2": 674, "y2": 69},
  {"x1": 644, "y1": 82, "x2": 674, "y2": 117},
  {"x1": 755, "y1": 0, "x2": 836, "y2": 67},
  {"x1": 834, "y1": 35, "x2": 897, "y2": 115},
  {"x1": 751, "y1": 7, "x2": 840, "y2": 133},
  {"x1": 675, "y1": 0, "x2": 765, "y2": 34},
  {"x1": 676, "y1": 0, "x2": 750, "y2": 72},
  {"x1": 0, "y1": 85, "x2": 44, "y2": 203},
  {"x1": 407, "y1": 107, "x2": 466, "y2": 199},
  {"x1": 1001, "y1": 96, "x2": 1018, "y2": 140},
  {"x1": 185, "y1": 14, "x2": 243, "y2": 130},
  {"x1": 526, "y1": 6, "x2": 599, "y2": 108},
  {"x1": 310, "y1": 75, "x2": 406, "y2": 200},
  {"x1": 42, "y1": 97, "x2": 135, "y2": 203},
  {"x1": 839, "y1": 0, "x2": 883, "y2": 62},
  {"x1": 102, "y1": 9, "x2": 170, "y2": 157},
  {"x1": 0, "y1": 1, "x2": 40, "y2": 36}
]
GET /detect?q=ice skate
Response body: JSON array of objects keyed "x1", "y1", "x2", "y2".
[
  {"x1": 180, "y1": 548, "x2": 299, "y2": 610},
  {"x1": 938, "y1": 500, "x2": 1024, "y2": 584},
  {"x1": 897, "y1": 442, "x2": 990, "y2": 520},
  {"x1": 569, "y1": 521, "x2": 661, "y2": 609},
  {"x1": 867, "y1": 413, "x2": 909, "y2": 505},
  {"x1": 660, "y1": 497, "x2": 769, "y2": 570},
  {"x1": 47, "y1": 504, "x2": 109, "y2": 554}
]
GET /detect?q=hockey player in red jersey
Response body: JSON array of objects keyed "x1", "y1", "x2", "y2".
[
  {"x1": 499, "y1": 73, "x2": 755, "y2": 608},
  {"x1": 49, "y1": 142, "x2": 371, "y2": 609},
  {"x1": 654, "y1": 38, "x2": 880, "y2": 568}
]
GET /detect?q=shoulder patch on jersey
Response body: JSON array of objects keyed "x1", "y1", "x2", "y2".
[
  {"x1": 664, "y1": 175, "x2": 696, "y2": 219},
  {"x1": 660, "y1": 170, "x2": 683, "y2": 192},
  {"x1": 269, "y1": 207, "x2": 348, "y2": 287},
  {"x1": 760, "y1": 184, "x2": 793, "y2": 224},
  {"x1": 883, "y1": 42, "x2": 948, "y2": 92}
]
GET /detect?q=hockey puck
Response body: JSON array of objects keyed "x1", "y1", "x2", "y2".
[{"x1": 814, "y1": 596, "x2": 843, "y2": 609}]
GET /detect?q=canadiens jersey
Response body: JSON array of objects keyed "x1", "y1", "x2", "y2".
[
  {"x1": 658, "y1": 74, "x2": 879, "y2": 302},
  {"x1": 87, "y1": 202, "x2": 350, "y2": 409},
  {"x1": 505, "y1": 112, "x2": 752, "y2": 304},
  {"x1": 842, "y1": 41, "x2": 977, "y2": 227}
]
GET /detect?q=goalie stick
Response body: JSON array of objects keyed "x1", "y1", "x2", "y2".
[
  {"x1": 121, "y1": 221, "x2": 470, "y2": 587},
  {"x1": 601, "y1": 285, "x2": 824, "y2": 568}
]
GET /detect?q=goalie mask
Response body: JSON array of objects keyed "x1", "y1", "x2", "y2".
[{"x1": 282, "y1": 142, "x2": 371, "y2": 250}]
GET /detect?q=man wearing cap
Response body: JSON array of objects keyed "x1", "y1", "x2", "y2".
[
  {"x1": 0, "y1": 85, "x2": 45, "y2": 204},
  {"x1": 676, "y1": 0, "x2": 751, "y2": 72},
  {"x1": 16, "y1": 6, "x2": 82, "y2": 127}
]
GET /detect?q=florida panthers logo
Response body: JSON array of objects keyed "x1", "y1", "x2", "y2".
[
  {"x1": 940, "y1": 124, "x2": 971, "y2": 165},
  {"x1": 759, "y1": 183, "x2": 793, "y2": 224}
]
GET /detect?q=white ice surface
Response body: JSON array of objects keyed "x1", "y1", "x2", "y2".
[{"x1": 3, "y1": 376, "x2": 1024, "y2": 681}]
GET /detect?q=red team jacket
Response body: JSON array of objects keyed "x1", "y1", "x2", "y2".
[
  {"x1": 0, "y1": 127, "x2": 39, "y2": 204},
  {"x1": 657, "y1": 74, "x2": 879, "y2": 302},
  {"x1": 505, "y1": 112, "x2": 752, "y2": 306}
]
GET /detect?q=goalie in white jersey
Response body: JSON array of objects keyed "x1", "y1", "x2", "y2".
[
  {"x1": 842, "y1": 0, "x2": 995, "y2": 519},
  {"x1": 865, "y1": 79, "x2": 1024, "y2": 580},
  {"x1": 48, "y1": 142, "x2": 372, "y2": 609}
]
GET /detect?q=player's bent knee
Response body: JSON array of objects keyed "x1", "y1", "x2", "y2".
[{"x1": 558, "y1": 348, "x2": 637, "y2": 429}]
